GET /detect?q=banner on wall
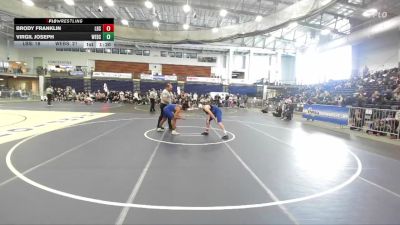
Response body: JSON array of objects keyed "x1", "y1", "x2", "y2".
[
  {"x1": 140, "y1": 74, "x2": 177, "y2": 81},
  {"x1": 93, "y1": 72, "x2": 132, "y2": 79},
  {"x1": 70, "y1": 71, "x2": 85, "y2": 76},
  {"x1": 302, "y1": 104, "x2": 349, "y2": 125},
  {"x1": 186, "y1": 77, "x2": 221, "y2": 83}
]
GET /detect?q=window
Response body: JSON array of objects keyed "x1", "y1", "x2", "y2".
[
  {"x1": 112, "y1": 48, "x2": 119, "y2": 54},
  {"x1": 189, "y1": 53, "x2": 197, "y2": 59},
  {"x1": 96, "y1": 48, "x2": 104, "y2": 53},
  {"x1": 56, "y1": 48, "x2": 63, "y2": 51},
  {"x1": 127, "y1": 49, "x2": 133, "y2": 55},
  {"x1": 161, "y1": 51, "x2": 167, "y2": 57},
  {"x1": 79, "y1": 48, "x2": 86, "y2": 52},
  {"x1": 168, "y1": 52, "x2": 175, "y2": 57},
  {"x1": 71, "y1": 48, "x2": 79, "y2": 52},
  {"x1": 175, "y1": 52, "x2": 182, "y2": 58},
  {"x1": 143, "y1": 50, "x2": 150, "y2": 56},
  {"x1": 105, "y1": 48, "x2": 112, "y2": 54},
  {"x1": 135, "y1": 50, "x2": 143, "y2": 55},
  {"x1": 232, "y1": 71, "x2": 245, "y2": 79},
  {"x1": 198, "y1": 56, "x2": 217, "y2": 63},
  {"x1": 120, "y1": 49, "x2": 128, "y2": 54}
]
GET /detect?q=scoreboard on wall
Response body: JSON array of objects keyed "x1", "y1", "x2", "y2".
[{"x1": 14, "y1": 18, "x2": 114, "y2": 48}]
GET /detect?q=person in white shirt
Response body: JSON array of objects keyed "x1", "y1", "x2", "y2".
[
  {"x1": 133, "y1": 91, "x2": 139, "y2": 104},
  {"x1": 156, "y1": 83, "x2": 173, "y2": 131},
  {"x1": 119, "y1": 91, "x2": 125, "y2": 103},
  {"x1": 193, "y1": 93, "x2": 198, "y2": 106},
  {"x1": 149, "y1": 88, "x2": 157, "y2": 112}
]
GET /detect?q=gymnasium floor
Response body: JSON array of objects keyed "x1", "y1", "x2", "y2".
[{"x1": 0, "y1": 102, "x2": 400, "y2": 225}]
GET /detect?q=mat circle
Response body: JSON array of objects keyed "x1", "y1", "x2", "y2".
[
  {"x1": 144, "y1": 126, "x2": 235, "y2": 146},
  {"x1": 0, "y1": 113, "x2": 27, "y2": 127},
  {"x1": 6, "y1": 118, "x2": 362, "y2": 211}
]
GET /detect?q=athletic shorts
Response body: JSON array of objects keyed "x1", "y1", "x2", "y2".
[
  {"x1": 209, "y1": 108, "x2": 222, "y2": 123},
  {"x1": 163, "y1": 106, "x2": 175, "y2": 120}
]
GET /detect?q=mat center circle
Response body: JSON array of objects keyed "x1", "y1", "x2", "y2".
[{"x1": 144, "y1": 126, "x2": 236, "y2": 145}]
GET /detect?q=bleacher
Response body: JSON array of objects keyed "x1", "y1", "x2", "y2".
[{"x1": 330, "y1": 88, "x2": 356, "y2": 97}]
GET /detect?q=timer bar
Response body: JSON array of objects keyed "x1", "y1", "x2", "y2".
[{"x1": 14, "y1": 41, "x2": 114, "y2": 48}]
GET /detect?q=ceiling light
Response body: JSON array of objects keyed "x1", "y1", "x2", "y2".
[
  {"x1": 212, "y1": 27, "x2": 219, "y2": 33},
  {"x1": 362, "y1": 8, "x2": 378, "y2": 17},
  {"x1": 145, "y1": 0, "x2": 153, "y2": 9},
  {"x1": 255, "y1": 15, "x2": 262, "y2": 22},
  {"x1": 219, "y1": 9, "x2": 227, "y2": 17},
  {"x1": 321, "y1": 29, "x2": 331, "y2": 35},
  {"x1": 121, "y1": 19, "x2": 129, "y2": 26},
  {"x1": 104, "y1": 0, "x2": 114, "y2": 7},
  {"x1": 22, "y1": 0, "x2": 34, "y2": 6},
  {"x1": 183, "y1": 23, "x2": 190, "y2": 30},
  {"x1": 64, "y1": 0, "x2": 74, "y2": 6},
  {"x1": 152, "y1": 20, "x2": 159, "y2": 27},
  {"x1": 183, "y1": 4, "x2": 191, "y2": 13}
]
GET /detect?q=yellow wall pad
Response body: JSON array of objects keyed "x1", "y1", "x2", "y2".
[{"x1": 0, "y1": 110, "x2": 112, "y2": 145}]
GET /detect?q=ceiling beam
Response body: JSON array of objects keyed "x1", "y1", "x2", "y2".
[
  {"x1": 62, "y1": 0, "x2": 277, "y2": 17},
  {"x1": 125, "y1": 19, "x2": 214, "y2": 29},
  {"x1": 338, "y1": 0, "x2": 367, "y2": 9},
  {"x1": 84, "y1": 6, "x2": 98, "y2": 18},
  {"x1": 323, "y1": 11, "x2": 352, "y2": 20},
  {"x1": 124, "y1": 7, "x2": 135, "y2": 19},
  {"x1": 298, "y1": 21, "x2": 348, "y2": 36}
]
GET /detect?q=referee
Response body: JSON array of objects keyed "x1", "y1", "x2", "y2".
[
  {"x1": 46, "y1": 85, "x2": 54, "y2": 106},
  {"x1": 149, "y1": 88, "x2": 157, "y2": 112},
  {"x1": 156, "y1": 83, "x2": 173, "y2": 131}
]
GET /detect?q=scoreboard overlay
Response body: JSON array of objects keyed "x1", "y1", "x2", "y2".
[{"x1": 14, "y1": 18, "x2": 114, "y2": 48}]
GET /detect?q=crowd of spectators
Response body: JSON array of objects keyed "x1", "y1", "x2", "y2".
[
  {"x1": 267, "y1": 67, "x2": 400, "y2": 137},
  {"x1": 51, "y1": 87, "x2": 154, "y2": 105},
  {"x1": 272, "y1": 67, "x2": 400, "y2": 109},
  {"x1": 49, "y1": 86, "x2": 252, "y2": 110}
]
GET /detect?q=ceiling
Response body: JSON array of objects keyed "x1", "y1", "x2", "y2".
[
  {"x1": 1, "y1": 0, "x2": 400, "y2": 52},
  {"x1": 33, "y1": 0, "x2": 298, "y2": 30}
]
